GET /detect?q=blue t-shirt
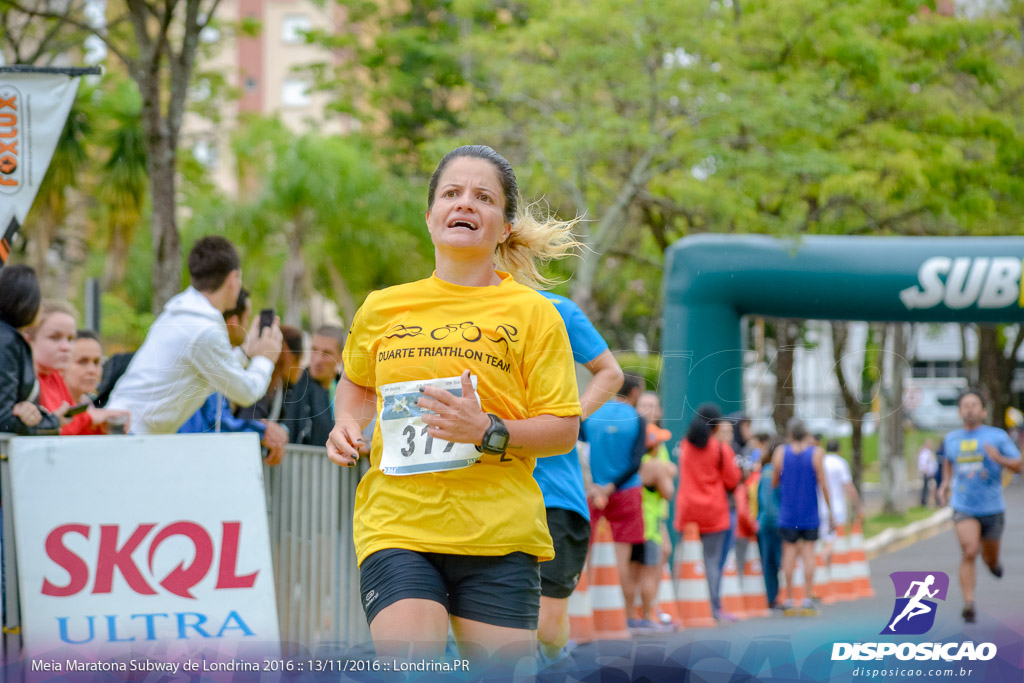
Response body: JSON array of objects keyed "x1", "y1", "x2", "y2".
[
  {"x1": 533, "y1": 292, "x2": 608, "y2": 520},
  {"x1": 778, "y1": 444, "x2": 819, "y2": 530},
  {"x1": 583, "y1": 400, "x2": 642, "y2": 491},
  {"x1": 943, "y1": 425, "x2": 1020, "y2": 516}
]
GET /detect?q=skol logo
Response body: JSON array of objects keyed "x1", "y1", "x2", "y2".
[
  {"x1": 882, "y1": 571, "x2": 949, "y2": 636},
  {"x1": 41, "y1": 521, "x2": 258, "y2": 600},
  {"x1": 900, "y1": 257, "x2": 1023, "y2": 310},
  {"x1": 0, "y1": 85, "x2": 21, "y2": 194}
]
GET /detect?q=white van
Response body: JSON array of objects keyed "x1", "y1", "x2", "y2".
[{"x1": 907, "y1": 381, "x2": 966, "y2": 431}]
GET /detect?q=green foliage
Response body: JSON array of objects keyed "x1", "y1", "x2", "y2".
[
  {"x1": 185, "y1": 117, "x2": 431, "y2": 324},
  {"x1": 613, "y1": 352, "x2": 662, "y2": 392},
  {"x1": 99, "y1": 293, "x2": 156, "y2": 351},
  {"x1": 316, "y1": 0, "x2": 1024, "y2": 343},
  {"x1": 862, "y1": 505, "x2": 936, "y2": 539},
  {"x1": 839, "y1": 428, "x2": 942, "y2": 483}
]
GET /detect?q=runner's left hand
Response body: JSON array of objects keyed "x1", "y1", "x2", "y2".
[{"x1": 417, "y1": 370, "x2": 490, "y2": 445}]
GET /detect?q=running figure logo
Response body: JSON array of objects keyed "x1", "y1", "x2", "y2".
[{"x1": 882, "y1": 571, "x2": 949, "y2": 635}]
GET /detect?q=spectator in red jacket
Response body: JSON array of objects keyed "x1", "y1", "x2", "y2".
[
  {"x1": 674, "y1": 403, "x2": 742, "y2": 621},
  {"x1": 25, "y1": 301, "x2": 129, "y2": 435}
]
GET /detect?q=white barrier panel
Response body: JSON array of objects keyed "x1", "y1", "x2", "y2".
[{"x1": 9, "y1": 434, "x2": 280, "y2": 659}]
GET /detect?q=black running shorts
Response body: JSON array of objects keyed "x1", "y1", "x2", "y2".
[
  {"x1": 953, "y1": 511, "x2": 1006, "y2": 541},
  {"x1": 540, "y1": 508, "x2": 591, "y2": 598},
  {"x1": 359, "y1": 548, "x2": 541, "y2": 629},
  {"x1": 779, "y1": 527, "x2": 819, "y2": 543}
]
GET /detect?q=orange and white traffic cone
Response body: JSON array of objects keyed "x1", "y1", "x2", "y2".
[
  {"x1": 655, "y1": 560, "x2": 682, "y2": 629},
  {"x1": 848, "y1": 519, "x2": 875, "y2": 599},
  {"x1": 831, "y1": 525, "x2": 855, "y2": 602},
  {"x1": 741, "y1": 554, "x2": 771, "y2": 618},
  {"x1": 674, "y1": 523, "x2": 716, "y2": 628},
  {"x1": 588, "y1": 518, "x2": 631, "y2": 639},
  {"x1": 568, "y1": 563, "x2": 596, "y2": 643},
  {"x1": 720, "y1": 549, "x2": 748, "y2": 619}
]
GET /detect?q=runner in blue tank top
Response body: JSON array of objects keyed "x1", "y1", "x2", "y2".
[
  {"x1": 938, "y1": 389, "x2": 1022, "y2": 624},
  {"x1": 534, "y1": 292, "x2": 624, "y2": 666},
  {"x1": 772, "y1": 418, "x2": 832, "y2": 614}
]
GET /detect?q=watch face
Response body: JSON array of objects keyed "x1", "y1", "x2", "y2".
[{"x1": 486, "y1": 433, "x2": 506, "y2": 449}]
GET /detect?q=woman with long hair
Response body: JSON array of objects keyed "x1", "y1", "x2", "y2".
[
  {"x1": 326, "y1": 145, "x2": 582, "y2": 667},
  {"x1": 674, "y1": 402, "x2": 742, "y2": 621},
  {"x1": 24, "y1": 301, "x2": 128, "y2": 435}
]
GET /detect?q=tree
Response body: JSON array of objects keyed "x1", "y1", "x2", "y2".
[
  {"x1": 831, "y1": 320, "x2": 883, "y2": 494},
  {"x1": 878, "y1": 322, "x2": 910, "y2": 514},
  {"x1": 3, "y1": 0, "x2": 228, "y2": 311},
  {"x1": 321, "y1": 0, "x2": 1024, "y2": 348},
  {"x1": 186, "y1": 117, "x2": 430, "y2": 326},
  {"x1": 97, "y1": 78, "x2": 148, "y2": 289},
  {"x1": 313, "y1": 0, "x2": 486, "y2": 164},
  {"x1": 1, "y1": 0, "x2": 91, "y2": 65},
  {"x1": 772, "y1": 319, "x2": 800, "y2": 434},
  {"x1": 977, "y1": 325, "x2": 1024, "y2": 430}
]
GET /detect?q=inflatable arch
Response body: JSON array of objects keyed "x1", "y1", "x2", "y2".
[{"x1": 660, "y1": 235, "x2": 1024, "y2": 436}]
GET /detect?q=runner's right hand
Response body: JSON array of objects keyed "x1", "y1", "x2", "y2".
[{"x1": 327, "y1": 418, "x2": 363, "y2": 467}]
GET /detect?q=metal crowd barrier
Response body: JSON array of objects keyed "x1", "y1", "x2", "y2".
[
  {"x1": 264, "y1": 444, "x2": 371, "y2": 653},
  {"x1": 1, "y1": 434, "x2": 22, "y2": 665},
  {"x1": 0, "y1": 434, "x2": 370, "y2": 662}
]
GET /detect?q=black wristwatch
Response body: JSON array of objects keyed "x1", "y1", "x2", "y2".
[{"x1": 476, "y1": 413, "x2": 510, "y2": 455}]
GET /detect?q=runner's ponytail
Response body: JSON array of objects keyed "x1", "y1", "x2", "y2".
[{"x1": 496, "y1": 200, "x2": 582, "y2": 290}]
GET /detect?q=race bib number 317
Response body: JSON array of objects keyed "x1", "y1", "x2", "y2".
[{"x1": 378, "y1": 375, "x2": 482, "y2": 476}]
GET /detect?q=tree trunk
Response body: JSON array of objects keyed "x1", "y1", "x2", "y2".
[
  {"x1": 832, "y1": 320, "x2": 867, "y2": 494},
  {"x1": 103, "y1": 223, "x2": 130, "y2": 289},
  {"x1": 149, "y1": 145, "x2": 180, "y2": 313},
  {"x1": 773, "y1": 318, "x2": 799, "y2": 434},
  {"x1": 880, "y1": 323, "x2": 908, "y2": 515},
  {"x1": 850, "y1": 423, "x2": 864, "y2": 496},
  {"x1": 960, "y1": 323, "x2": 976, "y2": 385},
  {"x1": 140, "y1": 64, "x2": 181, "y2": 315},
  {"x1": 566, "y1": 147, "x2": 660, "y2": 321},
  {"x1": 569, "y1": 238, "x2": 601, "y2": 321},
  {"x1": 26, "y1": 211, "x2": 56, "y2": 294},
  {"x1": 978, "y1": 325, "x2": 1024, "y2": 430}
]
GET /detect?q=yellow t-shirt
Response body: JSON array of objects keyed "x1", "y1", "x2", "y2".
[{"x1": 344, "y1": 271, "x2": 581, "y2": 565}]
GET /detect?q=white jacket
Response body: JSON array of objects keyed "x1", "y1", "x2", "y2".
[{"x1": 107, "y1": 287, "x2": 274, "y2": 434}]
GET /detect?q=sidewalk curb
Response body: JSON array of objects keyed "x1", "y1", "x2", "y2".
[{"x1": 864, "y1": 507, "x2": 953, "y2": 561}]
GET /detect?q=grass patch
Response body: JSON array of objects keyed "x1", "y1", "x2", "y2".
[
  {"x1": 862, "y1": 505, "x2": 937, "y2": 539},
  {"x1": 835, "y1": 430, "x2": 944, "y2": 484}
]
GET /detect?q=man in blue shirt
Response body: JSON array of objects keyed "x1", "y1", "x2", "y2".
[
  {"x1": 939, "y1": 389, "x2": 1022, "y2": 624},
  {"x1": 534, "y1": 292, "x2": 623, "y2": 666},
  {"x1": 582, "y1": 374, "x2": 647, "y2": 625}
]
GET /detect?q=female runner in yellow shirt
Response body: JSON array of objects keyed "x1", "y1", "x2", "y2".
[{"x1": 326, "y1": 145, "x2": 582, "y2": 666}]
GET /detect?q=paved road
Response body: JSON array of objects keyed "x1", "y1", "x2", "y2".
[
  {"x1": 559, "y1": 480, "x2": 1024, "y2": 682},
  {"x1": 703, "y1": 478, "x2": 1024, "y2": 638}
]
